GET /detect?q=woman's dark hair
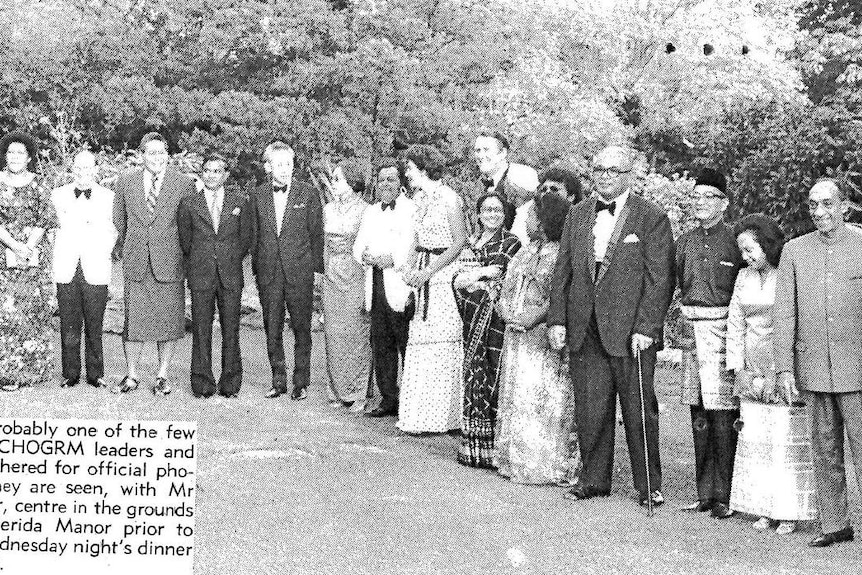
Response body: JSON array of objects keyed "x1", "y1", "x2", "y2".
[
  {"x1": 539, "y1": 165, "x2": 584, "y2": 203},
  {"x1": 476, "y1": 192, "x2": 515, "y2": 231},
  {"x1": 733, "y1": 213, "x2": 785, "y2": 268},
  {"x1": 535, "y1": 193, "x2": 570, "y2": 242},
  {"x1": 400, "y1": 144, "x2": 447, "y2": 181},
  {"x1": 338, "y1": 157, "x2": 368, "y2": 197},
  {"x1": 0, "y1": 131, "x2": 38, "y2": 171}
]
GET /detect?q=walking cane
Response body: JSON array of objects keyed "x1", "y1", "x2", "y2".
[{"x1": 636, "y1": 347, "x2": 654, "y2": 518}]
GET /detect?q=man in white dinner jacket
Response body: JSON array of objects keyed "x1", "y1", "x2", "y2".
[
  {"x1": 51, "y1": 150, "x2": 117, "y2": 388},
  {"x1": 353, "y1": 160, "x2": 416, "y2": 417}
]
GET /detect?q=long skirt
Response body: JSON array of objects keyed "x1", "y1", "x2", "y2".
[
  {"x1": 0, "y1": 267, "x2": 55, "y2": 386},
  {"x1": 123, "y1": 263, "x2": 185, "y2": 342},
  {"x1": 397, "y1": 259, "x2": 463, "y2": 434},
  {"x1": 322, "y1": 276, "x2": 371, "y2": 405},
  {"x1": 496, "y1": 323, "x2": 581, "y2": 484}
]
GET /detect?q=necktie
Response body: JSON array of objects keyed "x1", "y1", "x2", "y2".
[
  {"x1": 273, "y1": 185, "x2": 288, "y2": 193},
  {"x1": 595, "y1": 199, "x2": 616, "y2": 216},
  {"x1": 381, "y1": 200, "x2": 396, "y2": 211},
  {"x1": 74, "y1": 187, "x2": 91, "y2": 199},
  {"x1": 209, "y1": 191, "x2": 221, "y2": 233},
  {"x1": 146, "y1": 173, "x2": 161, "y2": 215}
]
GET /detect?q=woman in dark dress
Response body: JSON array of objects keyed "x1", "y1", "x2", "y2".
[
  {"x1": 0, "y1": 131, "x2": 57, "y2": 391},
  {"x1": 452, "y1": 192, "x2": 521, "y2": 467}
]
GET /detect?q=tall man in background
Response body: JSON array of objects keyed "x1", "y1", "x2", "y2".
[
  {"x1": 774, "y1": 178, "x2": 862, "y2": 547},
  {"x1": 548, "y1": 145, "x2": 674, "y2": 508},
  {"x1": 250, "y1": 143, "x2": 323, "y2": 400},
  {"x1": 52, "y1": 150, "x2": 116, "y2": 389},
  {"x1": 473, "y1": 131, "x2": 538, "y2": 245}
]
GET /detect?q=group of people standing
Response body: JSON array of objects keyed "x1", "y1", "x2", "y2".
[{"x1": 0, "y1": 126, "x2": 860, "y2": 549}]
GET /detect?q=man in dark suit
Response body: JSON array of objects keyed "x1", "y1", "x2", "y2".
[
  {"x1": 548, "y1": 145, "x2": 675, "y2": 507},
  {"x1": 249, "y1": 142, "x2": 323, "y2": 400},
  {"x1": 178, "y1": 154, "x2": 252, "y2": 398}
]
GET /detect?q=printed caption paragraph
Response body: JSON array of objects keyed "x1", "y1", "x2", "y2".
[{"x1": 0, "y1": 418, "x2": 197, "y2": 575}]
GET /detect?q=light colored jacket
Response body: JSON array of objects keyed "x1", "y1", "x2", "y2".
[
  {"x1": 774, "y1": 224, "x2": 862, "y2": 393},
  {"x1": 51, "y1": 183, "x2": 117, "y2": 285}
]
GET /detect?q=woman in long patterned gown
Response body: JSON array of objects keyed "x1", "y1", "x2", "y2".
[
  {"x1": 396, "y1": 145, "x2": 467, "y2": 434},
  {"x1": 452, "y1": 192, "x2": 520, "y2": 467},
  {"x1": 0, "y1": 132, "x2": 57, "y2": 391},
  {"x1": 320, "y1": 163, "x2": 370, "y2": 412},
  {"x1": 496, "y1": 194, "x2": 581, "y2": 483}
]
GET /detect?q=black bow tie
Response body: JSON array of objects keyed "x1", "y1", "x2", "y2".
[
  {"x1": 74, "y1": 187, "x2": 92, "y2": 199},
  {"x1": 481, "y1": 176, "x2": 495, "y2": 190},
  {"x1": 381, "y1": 200, "x2": 396, "y2": 211},
  {"x1": 273, "y1": 185, "x2": 288, "y2": 194},
  {"x1": 595, "y1": 199, "x2": 616, "y2": 215}
]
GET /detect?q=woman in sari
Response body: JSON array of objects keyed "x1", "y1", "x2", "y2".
[
  {"x1": 496, "y1": 193, "x2": 580, "y2": 483},
  {"x1": 319, "y1": 161, "x2": 370, "y2": 412},
  {"x1": 452, "y1": 192, "x2": 521, "y2": 467}
]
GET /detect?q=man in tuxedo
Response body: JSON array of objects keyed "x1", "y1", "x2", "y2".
[
  {"x1": 249, "y1": 142, "x2": 323, "y2": 400},
  {"x1": 774, "y1": 179, "x2": 862, "y2": 547},
  {"x1": 51, "y1": 150, "x2": 116, "y2": 389},
  {"x1": 353, "y1": 161, "x2": 415, "y2": 417},
  {"x1": 178, "y1": 154, "x2": 252, "y2": 398},
  {"x1": 548, "y1": 145, "x2": 675, "y2": 507},
  {"x1": 474, "y1": 131, "x2": 538, "y2": 245}
]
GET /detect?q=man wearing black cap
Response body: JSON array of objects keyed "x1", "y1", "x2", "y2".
[{"x1": 675, "y1": 168, "x2": 743, "y2": 518}]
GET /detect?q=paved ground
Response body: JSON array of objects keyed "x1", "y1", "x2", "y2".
[{"x1": 4, "y1": 327, "x2": 862, "y2": 575}]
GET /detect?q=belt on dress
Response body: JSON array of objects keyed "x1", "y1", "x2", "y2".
[{"x1": 416, "y1": 246, "x2": 447, "y2": 320}]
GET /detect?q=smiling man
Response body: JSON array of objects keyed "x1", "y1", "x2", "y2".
[
  {"x1": 675, "y1": 169, "x2": 743, "y2": 519},
  {"x1": 774, "y1": 178, "x2": 862, "y2": 548},
  {"x1": 547, "y1": 145, "x2": 674, "y2": 508}
]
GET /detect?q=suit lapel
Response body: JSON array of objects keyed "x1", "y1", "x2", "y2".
[
  {"x1": 577, "y1": 197, "x2": 597, "y2": 284},
  {"x1": 595, "y1": 195, "x2": 635, "y2": 286},
  {"x1": 217, "y1": 189, "x2": 238, "y2": 234},
  {"x1": 131, "y1": 169, "x2": 149, "y2": 223},
  {"x1": 192, "y1": 189, "x2": 214, "y2": 230},
  {"x1": 260, "y1": 184, "x2": 279, "y2": 236}
]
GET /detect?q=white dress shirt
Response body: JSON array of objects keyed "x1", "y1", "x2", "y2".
[
  {"x1": 273, "y1": 180, "x2": 291, "y2": 235},
  {"x1": 51, "y1": 183, "x2": 117, "y2": 285},
  {"x1": 205, "y1": 186, "x2": 224, "y2": 232},
  {"x1": 593, "y1": 189, "x2": 630, "y2": 263},
  {"x1": 352, "y1": 194, "x2": 416, "y2": 312}
]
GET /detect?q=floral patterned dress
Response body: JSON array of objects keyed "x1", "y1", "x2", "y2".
[
  {"x1": 0, "y1": 175, "x2": 57, "y2": 387},
  {"x1": 495, "y1": 240, "x2": 581, "y2": 484}
]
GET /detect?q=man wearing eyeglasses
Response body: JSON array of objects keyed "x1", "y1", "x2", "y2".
[
  {"x1": 774, "y1": 178, "x2": 862, "y2": 547},
  {"x1": 675, "y1": 169, "x2": 743, "y2": 519},
  {"x1": 548, "y1": 145, "x2": 674, "y2": 508}
]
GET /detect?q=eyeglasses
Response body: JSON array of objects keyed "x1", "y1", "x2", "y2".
[
  {"x1": 807, "y1": 199, "x2": 839, "y2": 212},
  {"x1": 539, "y1": 183, "x2": 565, "y2": 194},
  {"x1": 479, "y1": 206, "x2": 505, "y2": 214},
  {"x1": 693, "y1": 192, "x2": 726, "y2": 202},
  {"x1": 592, "y1": 166, "x2": 631, "y2": 176}
]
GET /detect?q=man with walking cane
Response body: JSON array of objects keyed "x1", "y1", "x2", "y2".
[{"x1": 548, "y1": 145, "x2": 675, "y2": 509}]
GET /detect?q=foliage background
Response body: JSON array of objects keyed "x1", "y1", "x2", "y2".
[{"x1": 1, "y1": 0, "x2": 861, "y2": 236}]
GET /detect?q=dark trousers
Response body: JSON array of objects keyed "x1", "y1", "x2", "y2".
[
  {"x1": 258, "y1": 268, "x2": 313, "y2": 392},
  {"x1": 690, "y1": 404, "x2": 738, "y2": 504},
  {"x1": 190, "y1": 276, "x2": 242, "y2": 397},
  {"x1": 56, "y1": 263, "x2": 109, "y2": 382},
  {"x1": 370, "y1": 267, "x2": 409, "y2": 410},
  {"x1": 804, "y1": 390, "x2": 862, "y2": 534},
  {"x1": 569, "y1": 314, "x2": 662, "y2": 496}
]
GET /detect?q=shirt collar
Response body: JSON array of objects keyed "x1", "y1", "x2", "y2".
[{"x1": 818, "y1": 223, "x2": 852, "y2": 245}]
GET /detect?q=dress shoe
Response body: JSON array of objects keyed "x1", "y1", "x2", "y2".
[
  {"x1": 265, "y1": 387, "x2": 284, "y2": 399},
  {"x1": 61, "y1": 377, "x2": 80, "y2": 388},
  {"x1": 290, "y1": 387, "x2": 308, "y2": 401},
  {"x1": 681, "y1": 499, "x2": 713, "y2": 512},
  {"x1": 640, "y1": 490, "x2": 665, "y2": 508},
  {"x1": 711, "y1": 502, "x2": 734, "y2": 519},
  {"x1": 367, "y1": 406, "x2": 398, "y2": 418},
  {"x1": 153, "y1": 377, "x2": 172, "y2": 396},
  {"x1": 112, "y1": 375, "x2": 139, "y2": 394},
  {"x1": 87, "y1": 377, "x2": 107, "y2": 388},
  {"x1": 563, "y1": 484, "x2": 610, "y2": 501},
  {"x1": 809, "y1": 527, "x2": 854, "y2": 547}
]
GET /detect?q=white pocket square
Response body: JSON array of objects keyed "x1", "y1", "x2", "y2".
[
  {"x1": 623, "y1": 234, "x2": 640, "y2": 243},
  {"x1": 719, "y1": 260, "x2": 734, "y2": 267},
  {"x1": 232, "y1": 207, "x2": 241, "y2": 216}
]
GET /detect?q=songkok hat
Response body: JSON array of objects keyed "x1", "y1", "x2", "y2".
[{"x1": 695, "y1": 168, "x2": 727, "y2": 195}]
